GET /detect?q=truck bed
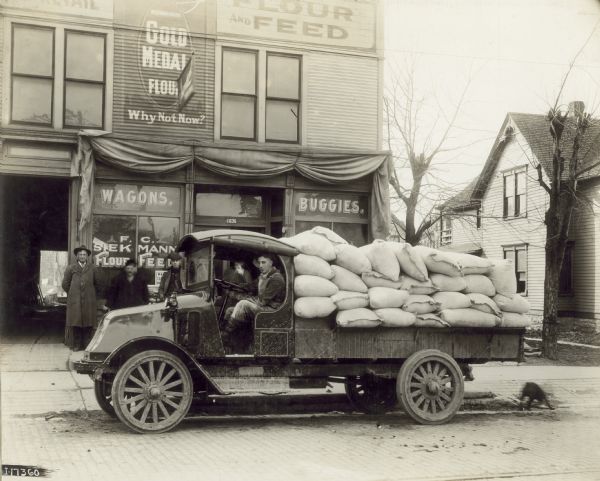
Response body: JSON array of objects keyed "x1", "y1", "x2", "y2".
[{"x1": 294, "y1": 317, "x2": 525, "y2": 363}]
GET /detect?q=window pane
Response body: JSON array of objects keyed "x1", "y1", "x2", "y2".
[
  {"x1": 65, "y1": 81, "x2": 103, "y2": 127},
  {"x1": 92, "y1": 215, "x2": 137, "y2": 269},
  {"x1": 517, "y1": 193, "x2": 526, "y2": 215},
  {"x1": 195, "y1": 193, "x2": 263, "y2": 218},
  {"x1": 516, "y1": 171, "x2": 526, "y2": 195},
  {"x1": 516, "y1": 249, "x2": 527, "y2": 273},
  {"x1": 12, "y1": 77, "x2": 52, "y2": 123},
  {"x1": 295, "y1": 220, "x2": 330, "y2": 234},
  {"x1": 333, "y1": 222, "x2": 368, "y2": 247},
  {"x1": 517, "y1": 273, "x2": 527, "y2": 294},
  {"x1": 266, "y1": 100, "x2": 298, "y2": 142},
  {"x1": 66, "y1": 32, "x2": 104, "y2": 81},
  {"x1": 503, "y1": 249, "x2": 515, "y2": 263},
  {"x1": 138, "y1": 216, "x2": 180, "y2": 286},
  {"x1": 505, "y1": 197, "x2": 514, "y2": 217},
  {"x1": 267, "y1": 55, "x2": 300, "y2": 99},
  {"x1": 13, "y1": 25, "x2": 53, "y2": 76},
  {"x1": 221, "y1": 94, "x2": 255, "y2": 139},
  {"x1": 504, "y1": 174, "x2": 515, "y2": 196},
  {"x1": 222, "y1": 50, "x2": 256, "y2": 94}
]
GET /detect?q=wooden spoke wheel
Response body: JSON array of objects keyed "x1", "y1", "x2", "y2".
[
  {"x1": 94, "y1": 378, "x2": 116, "y2": 418},
  {"x1": 397, "y1": 350, "x2": 464, "y2": 425},
  {"x1": 345, "y1": 375, "x2": 398, "y2": 414},
  {"x1": 111, "y1": 350, "x2": 193, "y2": 434}
]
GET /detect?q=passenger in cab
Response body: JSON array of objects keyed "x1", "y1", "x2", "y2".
[{"x1": 222, "y1": 254, "x2": 285, "y2": 351}]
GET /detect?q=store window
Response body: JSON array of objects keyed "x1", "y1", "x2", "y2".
[
  {"x1": 266, "y1": 54, "x2": 300, "y2": 143},
  {"x1": 503, "y1": 245, "x2": 527, "y2": 295},
  {"x1": 294, "y1": 192, "x2": 369, "y2": 246},
  {"x1": 195, "y1": 190, "x2": 266, "y2": 231},
  {"x1": 10, "y1": 23, "x2": 106, "y2": 128},
  {"x1": 221, "y1": 49, "x2": 257, "y2": 140},
  {"x1": 92, "y1": 183, "x2": 182, "y2": 288},
  {"x1": 64, "y1": 30, "x2": 105, "y2": 128},
  {"x1": 503, "y1": 168, "x2": 527, "y2": 218},
  {"x1": 11, "y1": 24, "x2": 54, "y2": 125}
]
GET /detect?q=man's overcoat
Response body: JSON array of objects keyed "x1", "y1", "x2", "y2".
[{"x1": 62, "y1": 262, "x2": 98, "y2": 328}]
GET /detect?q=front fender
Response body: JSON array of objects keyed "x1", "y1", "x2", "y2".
[{"x1": 104, "y1": 337, "x2": 224, "y2": 395}]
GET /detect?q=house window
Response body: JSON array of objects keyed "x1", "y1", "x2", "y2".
[
  {"x1": 221, "y1": 49, "x2": 257, "y2": 140},
  {"x1": 10, "y1": 23, "x2": 106, "y2": 129},
  {"x1": 440, "y1": 215, "x2": 452, "y2": 246},
  {"x1": 503, "y1": 245, "x2": 527, "y2": 295},
  {"x1": 503, "y1": 168, "x2": 527, "y2": 218},
  {"x1": 64, "y1": 30, "x2": 105, "y2": 128},
  {"x1": 266, "y1": 54, "x2": 300, "y2": 143},
  {"x1": 11, "y1": 24, "x2": 54, "y2": 125},
  {"x1": 559, "y1": 242, "x2": 574, "y2": 295}
]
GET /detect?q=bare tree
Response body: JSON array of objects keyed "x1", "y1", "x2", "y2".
[
  {"x1": 533, "y1": 23, "x2": 600, "y2": 359},
  {"x1": 384, "y1": 63, "x2": 474, "y2": 246}
]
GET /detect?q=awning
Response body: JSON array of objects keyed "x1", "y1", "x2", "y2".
[{"x1": 73, "y1": 131, "x2": 392, "y2": 240}]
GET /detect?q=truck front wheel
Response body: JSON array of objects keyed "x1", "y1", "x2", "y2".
[
  {"x1": 94, "y1": 378, "x2": 115, "y2": 418},
  {"x1": 111, "y1": 350, "x2": 193, "y2": 434}
]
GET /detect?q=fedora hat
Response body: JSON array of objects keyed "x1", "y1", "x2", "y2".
[
  {"x1": 73, "y1": 245, "x2": 92, "y2": 256},
  {"x1": 167, "y1": 251, "x2": 181, "y2": 261}
]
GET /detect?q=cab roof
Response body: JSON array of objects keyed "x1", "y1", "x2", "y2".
[{"x1": 177, "y1": 229, "x2": 300, "y2": 257}]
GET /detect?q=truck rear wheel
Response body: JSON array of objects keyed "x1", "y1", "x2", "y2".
[
  {"x1": 344, "y1": 375, "x2": 397, "y2": 414},
  {"x1": 94, "y1": 378, "x2": 115, "y2": 418},
  {"x1": 111, "y1": 350, "x2": 193, "y2": 434},
  {"x1": 397, "y1": 349, "x2": 464, "y2": 425}
]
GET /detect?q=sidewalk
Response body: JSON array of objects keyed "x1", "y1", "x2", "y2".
[{"x1": 2, "y1": 334, "x2": 600, "y2": 417}]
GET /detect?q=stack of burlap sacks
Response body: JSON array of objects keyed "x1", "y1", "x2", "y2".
[{"x1": 282, "y1": 227, "x2": 531, "y2": 329}]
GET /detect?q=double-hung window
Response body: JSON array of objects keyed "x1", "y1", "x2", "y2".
[
  {"x1": 440, "y1": 215, "x2": 452, "y2": 246},
  {"x1": 10, "y1": 23, "x2": 106, "y2": 129},
  {"x1": 221, "y1": 49, "x2": 257, "y2": 140},
  {"x1": 503, "y1": 245, "x2": 527, "y2": 295},
  {"x1": 64, "y1": 31, "x2": 106, "y2": 128},
  {"x1": 11, "y1": 24, "x2": 55, "y2": 125},
  {"x1": 266, "y1": 53, "x2": 300, "y2": 143},
  {"x1": 503, "y1": 168, "x2": 527, "y2": 218},
  {"x1": 220, "y1": 49, "x2": 301, "y2": 143}
]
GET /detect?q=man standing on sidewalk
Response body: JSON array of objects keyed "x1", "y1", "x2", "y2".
[
  {"x1": 62, "y1": 245, "x2": 99, "y2": 351},
  {"x1": 106, "y1": 258, "x2": 149, "y2": 310}
]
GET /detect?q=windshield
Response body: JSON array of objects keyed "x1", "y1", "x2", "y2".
[{"x1": 185, "y1": 244, "x2": 210, "y2": 291}]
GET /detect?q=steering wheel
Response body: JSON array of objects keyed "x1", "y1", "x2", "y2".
[{"x1": 213, "y1": 278, "x2": 249, "y2": 294}]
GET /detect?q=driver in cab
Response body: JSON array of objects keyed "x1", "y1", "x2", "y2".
[{"x1": 222, "y1": 253, "x2": 285, "y2": 351}]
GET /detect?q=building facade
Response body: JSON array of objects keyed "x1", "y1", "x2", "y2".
[
  {"x1": 436, "y1": 110, "x2": 600, "y2": 330},
  {"x1": 0, "y1": 0, "x2": 388, "y2": 324}
]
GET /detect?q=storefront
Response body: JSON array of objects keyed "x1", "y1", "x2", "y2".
[{"x1": 74, "y1": 133, "x2": 390, "y2": 291}]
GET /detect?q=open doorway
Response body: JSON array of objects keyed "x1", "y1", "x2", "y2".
[{"x1": 0, "y1": 175, "x2": 70, "y2": 334}]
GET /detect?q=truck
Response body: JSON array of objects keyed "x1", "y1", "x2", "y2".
[{"x1": 74, "y1": 230, "x2": 525, "y2": 434}]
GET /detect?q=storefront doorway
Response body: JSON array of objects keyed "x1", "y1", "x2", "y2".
[{"x1": 0, "y1": 175, "x2": 70, "y2": 332}]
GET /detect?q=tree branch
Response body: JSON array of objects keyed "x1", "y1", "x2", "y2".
[{"x1": 535, "y1": 163, "x2": 551, "y2": 194}]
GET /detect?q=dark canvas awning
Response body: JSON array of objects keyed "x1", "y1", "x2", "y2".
[{"x1": 73, "y1": 131, "x2": 392, "y2": 240}]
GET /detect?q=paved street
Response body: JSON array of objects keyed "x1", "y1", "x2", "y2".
[
  {"x1": 2, "y1": 334, "x2": 600, "y2": 481},
  {"x1": 3, "y1": 406, "x2": 600, "y2": 481}
]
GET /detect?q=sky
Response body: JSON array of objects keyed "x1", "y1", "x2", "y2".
[{"x1": 383, "y1": 0, "x2": 600, "y2": 201}]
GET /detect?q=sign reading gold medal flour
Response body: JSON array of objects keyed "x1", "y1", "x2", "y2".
[{"x1": 114, "y1": 0, "x2": 212, "y2": 132}]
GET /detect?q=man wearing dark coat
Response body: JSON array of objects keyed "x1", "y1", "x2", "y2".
[
  {"x1": 158, "y1": 251, "x2": 184, "y2": 301},
  {"x1": 62, "y1": 245, "x2": 99, "y2": 351},
  {"x1": 106, "y1": 258, "x2": 149, "y2": 310}
]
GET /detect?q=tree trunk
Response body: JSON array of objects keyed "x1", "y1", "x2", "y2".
[{"x1": 542, "y1": 206, "x2": 565, "y2": 360}]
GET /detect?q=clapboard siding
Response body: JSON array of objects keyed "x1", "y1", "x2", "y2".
[
  {"x1": 0, "y1": 19, "x2": 4, "y2": 118},
  {"x1": 480, "y1": 134, "x2": 548, "y2": 313},
  {"x1": 446, "y1": 209, "x2": 482, "y2": 247},
  {"x1": 564, "y1": 180, "x2": 600, "y2": 316},
  {"x1": 305, "y1": 52, "x2": 379, "y2": 150},
  {"x1": 112, "y1": 27, "x2": 214, "y2": 141}
]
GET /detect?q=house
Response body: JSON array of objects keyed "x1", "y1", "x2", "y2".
[{"x1": 436, "y1": 103, "x2": 600, "y2": 330}]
